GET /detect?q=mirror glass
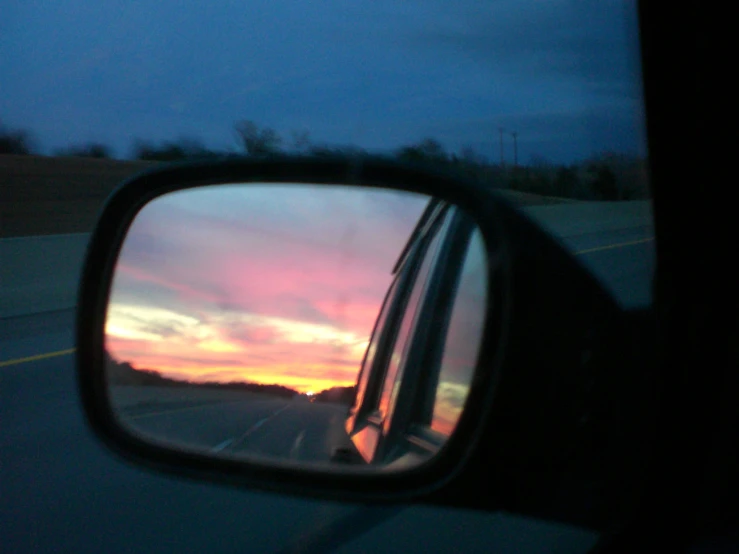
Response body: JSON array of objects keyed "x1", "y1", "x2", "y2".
[{"x1": 105, "y1": 183, "x2": 486, "y2": 470}]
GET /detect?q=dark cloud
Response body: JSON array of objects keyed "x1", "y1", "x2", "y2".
[
  {"x1": 408, "y1": 0, "x2": 642, "y2": 98},
  {"x1": 397, "y1": 0, "x2": 645, "y2": 159},
  {"x1": 192, "y1": 370, "x2": 255, "y2": 382},
  {"x1": 3, "y1": 1, "x2": 645, "y2": 163},
  {"x1": 153, "y1": 355, "x2": 246, "y2": 368}
]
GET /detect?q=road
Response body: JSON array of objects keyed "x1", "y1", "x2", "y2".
[
  {"x1": 111, "y1": 387, "x2": 353, "y2": 463},
  {"x1": 0, "y1": 227, "x2": 653, "y2": 553},
  {"x1": 562, "y1": 225, "x2": 655, "y2": 309},
  {"x1": 0, "y1": 338, "x2": 357, "y2": 553}
]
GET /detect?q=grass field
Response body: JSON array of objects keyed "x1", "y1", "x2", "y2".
[
  {"x1": 0, "y1": 155, "x2": 155, "y2": 238},
  {"x1": 1, "y1": 154, "x2": 571, "y2": 238}
]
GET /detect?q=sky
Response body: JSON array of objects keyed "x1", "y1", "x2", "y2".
[
  {"x1": 1, "y1": 0, "x2": 647, "y2": 163},
  {"x1": 105, "y1": 184, "x2": 428, "y2": 394}
]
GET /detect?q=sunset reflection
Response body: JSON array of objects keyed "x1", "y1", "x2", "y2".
[{"x1": 105, "y1": 184, "x2": 428, "y2": 394}]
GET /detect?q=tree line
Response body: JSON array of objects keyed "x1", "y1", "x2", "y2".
[
  {"x1": 1, "y1": 119, "x2": 649, "y2": 200},
  {"x1": 105, "y1": 352, "x2": 356, "y2": 403}
]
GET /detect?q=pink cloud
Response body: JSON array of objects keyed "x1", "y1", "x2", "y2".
[
  {"x1": 108, "y1": 186, "x2": 424, "y2": 393},
  {"x1": 114, "y1": 263, "x2": 224, "y2": 306},
  {"x1": 227, "y1": 323, "x2": 280, "y2": 345}
]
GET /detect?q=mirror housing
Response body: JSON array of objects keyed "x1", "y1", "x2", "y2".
[{"x1": 77, "y1": 155, "x2": 627, "y2": 528}]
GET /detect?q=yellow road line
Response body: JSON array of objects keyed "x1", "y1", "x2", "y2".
[
  {"x1": 575, "y1": 237, "x2": 654, "y2": 255},
  {"x1": 0, "y1": 348, "x2": 76, "y2": 367}
]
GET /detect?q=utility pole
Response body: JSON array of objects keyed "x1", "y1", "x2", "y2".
[
  {"x1": 498, "y1": 128, "x2": 505, "y2": 167},
  {"x1": 511, "y1": 131, "x2": 518, "y2": 167}
]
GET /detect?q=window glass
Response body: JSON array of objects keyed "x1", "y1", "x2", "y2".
[
  {"x1": 378, "y1": 210, "x2": 452, "y2": 420},
  {"x1": 352, "y1": 277, "x2": 400, "y2": 412},
  {"x1": 430, "y1": 227, "x2": 487, "y2": 436}
]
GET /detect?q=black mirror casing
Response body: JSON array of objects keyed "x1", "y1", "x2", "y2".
[{"x1": 76, "y1": 154, "x2": 628, "y2": 530}]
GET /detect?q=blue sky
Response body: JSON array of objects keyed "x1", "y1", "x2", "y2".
[{"x1": 1, "y1": 0, "x2": 646, "y2": 163}]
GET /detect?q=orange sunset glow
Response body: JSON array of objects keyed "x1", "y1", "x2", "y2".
[{"x1": 105, "y1": 183, "x2": 428, "y2": 394}]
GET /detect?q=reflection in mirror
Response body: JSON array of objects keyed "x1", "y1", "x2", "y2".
[
  {"x1": 105, "y1": 183, "x2": 430, "y2": 468},
  {"x1": 334, "y1": 205, "x2": 488, "y2": 468},
  {"x1": 430, "y1": 227, "x2": 487, "y2": 436}
]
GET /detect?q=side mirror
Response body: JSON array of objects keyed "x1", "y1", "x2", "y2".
[{"x1": 77, "y1": 155, "x2": 625, "y2": 526}]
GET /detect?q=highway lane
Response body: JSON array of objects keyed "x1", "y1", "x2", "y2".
[
  {"x1": 113, "y1": 390, "x2": 352, "y2": 463},
  {"x1": 0, "y1": 309, "x2": 75, "y2": 362},
  {"x1": 0, "y1": 315, "x2": 600, "y2": 553},
  {"x1": 563, "y1": 226, "x2": 655, "y2": 309},
  {"x1": 0, "y1": 348, "x2": 366, "y2": 554},
  {"x1": 225, "y1": 400, "x2": 351, "y2": 462},
  {"x1": 1, "y1": 226, "x2": 651, "y2": 553}
]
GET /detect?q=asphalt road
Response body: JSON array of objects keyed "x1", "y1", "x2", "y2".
[
  {"x1": 0, "y1": 326, "x2": 600, "y2": 553},
  {"x1": 112, "y1": 388, "x2": 353, "y2": 464},
  {"x1": 561, "y1": 225, "x2": 655, "y2": 309},
  {"x1": 0, "y1": 230, "x2": 655, "y2": 553},
  {"x1": 0, "y1": 341, "x2": 357, "y2": 554}
]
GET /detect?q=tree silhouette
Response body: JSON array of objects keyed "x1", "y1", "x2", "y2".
[
  {"x1": 587, "y1": 152, "x2": 649, "y2": 200},
  {"x1": 234, "y1": 120, "x2": 282, "y2": 156},
  {"x1": 132, "y1": 137, "x2": 216, "y2": 161},
  {"x1": 586, "y1": 162, "x2": 619, "y2": 200},
  {"x1": 308, "y1": 143, "x2": 366, "y2": 157},
  {"x1": 290, "y1": 129, "x2": 312, "y2": 152},
  {"x1": 105, "y1": 352, "x2": 299, "y2": 398},
  {"x1": 55, "y1": 142, "x2": 112, "y2": 159},
  {"x1": 312, "y1": 385, "x2": 356, "y2": 405},
  {"x1": 397, "y1": 137, "x2": 448, "y2": 165},
  {"x1": 459, "y1": 146, "x2": 485, "y2": 166},
  {"x1": 0, "y1": 122, "x2": 34, "y2": 155},
  {"x1": 553, "y1": 166, "x2": 580, "y2": 197},
  {"x1": 446, "y1": 145, "x2": 491, "y2": 182}
]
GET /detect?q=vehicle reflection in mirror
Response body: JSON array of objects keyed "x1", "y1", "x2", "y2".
[
  {"x1": 431, "y1": 229, "x2": 487, "y2": 434},
  {"x1": 104, "y1": 183, "x2": 486, "y2": 471},
  {"x1": 345, "y1": 205, "x2": 487, "y2": 468}
]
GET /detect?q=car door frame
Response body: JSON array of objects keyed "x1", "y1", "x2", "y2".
[
  {"x1": 380, "y1": 209, "x2": 482, "y2": 464},
  {"x1": 347, "y1": 201, "x2": 485, "y2": 467},
  {"x1": 346, "y1": 200, "x2": 456, "y2": 463}
]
